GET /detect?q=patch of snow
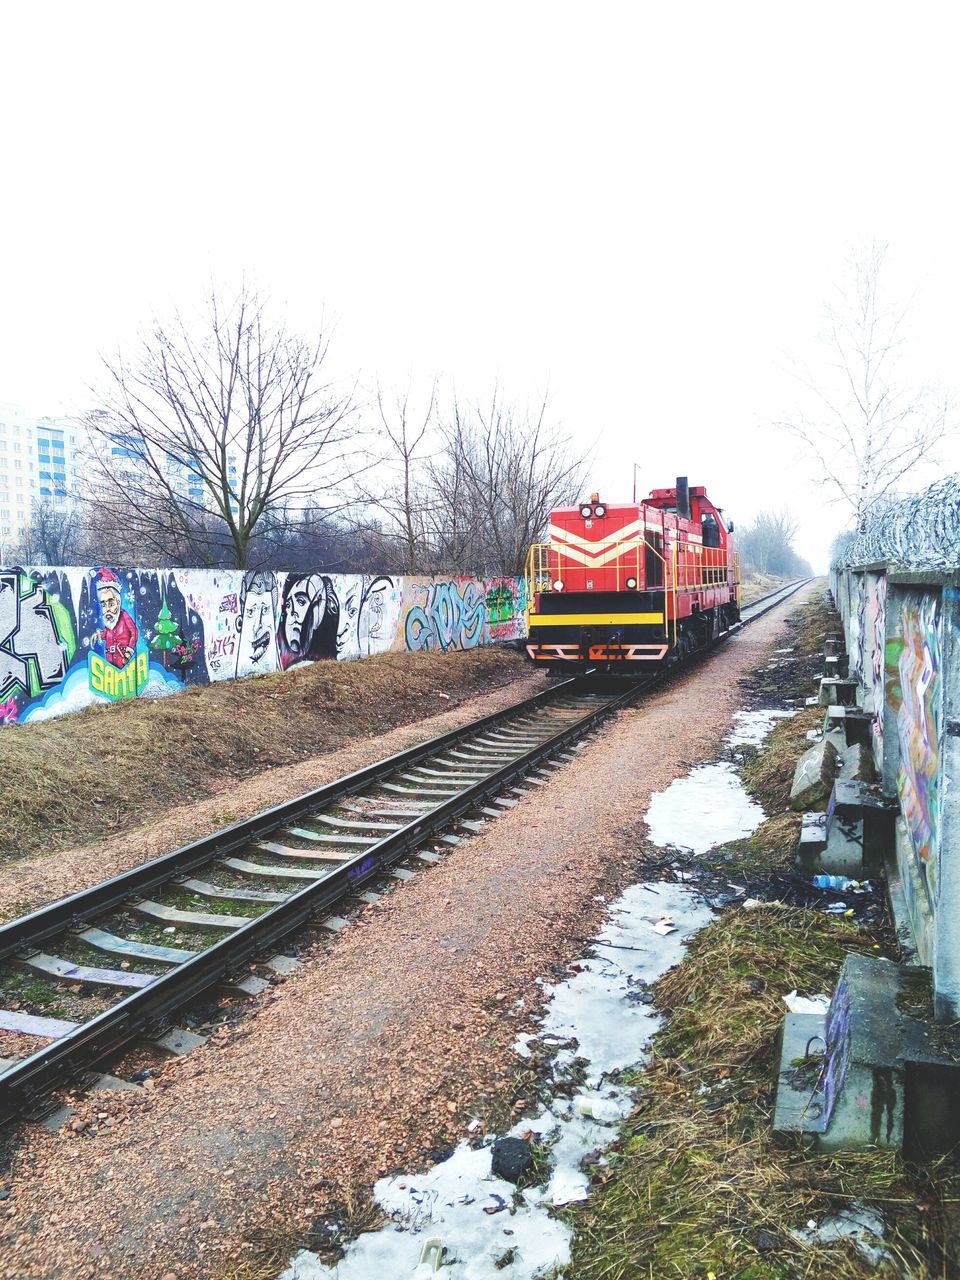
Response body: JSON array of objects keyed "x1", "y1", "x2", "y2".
[
  {"x1": 726, "y1": 708, "x2": 795, "y2": 748},
  {"x1": 791, "y1": 1200, "x2": 889, "y2": 1266},
  {"x1": 281, "y1": 885, "x2": 713, "y2": 1280},
  {"x1": 645, "y1": 762, "x2": 765, "y2": 854}
]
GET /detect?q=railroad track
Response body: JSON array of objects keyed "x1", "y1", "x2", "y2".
[{"x1": 0, "y1": 577, "x2": 809, "y2": 1119}]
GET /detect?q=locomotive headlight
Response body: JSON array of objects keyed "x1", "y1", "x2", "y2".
[
  {"x1": 553, "y1": 579, "x2": 565, "y2": 591},
  {"x1": 593, "y1": 503, "x2": 607, "y2": 518},
  {"x1": 626, "y1": 576, "x2": 638, "y2": 589},
  {"x1": 579, "y1": 504, "x2": 593, "y2": 519}
]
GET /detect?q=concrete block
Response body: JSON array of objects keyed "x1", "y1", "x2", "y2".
[
  {"x1": 789, "y1": 739, "x2": 839, "y2": 811},
  {"x1": 823, "y1": 705, "x2": 847, "y2": 733},
  {"x1": 838, "y1": 742, "x2": 874, "y2": 784},
  {"x1": 773, "y1": 1011, "x2": 829, "y2": 1140},
  {"x1": 818, "y1": 954, "x2": 960, "y2": 1158},
  {"x1": 149, "y1": 1027, "x2": 207, "y2": 1056},
  {"x1": 819, "y1": 677, "x2": 858, "y2": 707},
  {"x1": 841, "y1": 708, "x2": 874, "y2": 747},
  {"x1": 819, "y1": 815, "x2": 864, "y2": 876},
  {"x1": 799, "y1": 812, "x2": 828, "y2": 853}
]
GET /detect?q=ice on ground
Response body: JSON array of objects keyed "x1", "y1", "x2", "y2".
[
  {"x1": 645, "y1": 762, "x2": 765, "y2": 854},
  {"x1": 791, "y1": 1200, "x2": 889, "y2": 1266},
  {"x1": 281, "y1": 883, "x2": 713, "y2": 1280},
  {"x1": 726, "y1": 708, "x2": 795, "y2": 748}
]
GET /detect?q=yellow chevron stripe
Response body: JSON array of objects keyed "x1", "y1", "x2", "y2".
[
  {"x1": 528, "y1": 612, "x2": 664, "y2": 626},
  {"x1": 550, "y1": 540, "x2": 643, "y2": 568},
  {"x1": 549, "y1": 518, "x2": 645, "y2": 550}
]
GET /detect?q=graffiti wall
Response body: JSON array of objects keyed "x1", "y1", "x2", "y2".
[
  {"x1": 0, "y1": 566, "x2": 527, "y2": 726},
  {"x1": 890, "y1": 591, "x2": 943, "y2": 904}
]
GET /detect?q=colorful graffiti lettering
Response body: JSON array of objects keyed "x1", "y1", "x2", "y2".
[
  {"x1": 89, "y1": 650, "x2": 150, "y2": 700},
  {"x1": 896, "y1": 592, "x2": 941, "y2": 900},
  {"x1": 404, "y1": 580, "x2": 487, "y2": 652},
  {"x1": 0, "y1": 563, "x2": 526, "y2": 726},
  {"x1": 0, "y1": 570, "x2": 76, "y2": 701}
]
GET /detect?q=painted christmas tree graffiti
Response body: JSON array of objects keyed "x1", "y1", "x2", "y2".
[
  {"x1": 150, "y1": 597, "x2": 182, "y2": 653},
  {"x1": 149, "y1": 591, "x2": 198, "y2": 670}
]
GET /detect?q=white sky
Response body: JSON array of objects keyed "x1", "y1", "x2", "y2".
[{"x1": 2, "y1": 1, "x2": 960, "y2": 570}]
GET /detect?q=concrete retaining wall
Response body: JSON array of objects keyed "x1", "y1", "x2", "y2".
[
  {"x1": 831, "y1": 561, "x2": 960, "y2": 1020},
  {"x1": 0, "y1": 565, "x2": 527, "y2": 727}
]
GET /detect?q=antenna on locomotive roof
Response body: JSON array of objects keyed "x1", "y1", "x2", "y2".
[{"x1": 632, "y1": 463, "x2": 640, "y2": 504}]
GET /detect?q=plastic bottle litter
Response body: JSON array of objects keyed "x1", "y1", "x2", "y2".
[
  {"x1": 576, "y1": 1094, "x2": 624, "y2": 1123},
  {"x1": 413, "y1": 1237, "x2": 444, "y2": 1277},
  {"x1": 812, "y1": 875, "x2": 856, "y2": 891}
]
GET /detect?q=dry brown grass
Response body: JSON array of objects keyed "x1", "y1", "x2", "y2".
[
  {"x1": 742, "y1": 707, "x2": 824, "y2": 814},
  {"x1": 0, "y1": 647, "x2": 528, "y2": 859},
  {"x1": 565, "y1": 908, "x2": 956, "y2": 1280}
]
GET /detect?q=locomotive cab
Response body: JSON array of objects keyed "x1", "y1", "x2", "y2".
[{"x1": 525, "y1": 477, "x2": 741, "y2": 672}]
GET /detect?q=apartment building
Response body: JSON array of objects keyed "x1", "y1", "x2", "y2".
[{"x1": 0, "y1": 405, "x2": 82, "y2": 556}]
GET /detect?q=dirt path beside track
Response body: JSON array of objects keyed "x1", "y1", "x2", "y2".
[{"x1": 0, "y1": 585, "x2": 820, "y2": 1280}]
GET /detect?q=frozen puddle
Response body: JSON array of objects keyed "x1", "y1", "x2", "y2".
[
  {"x1": 644, "y1": 707, "x2": 793, "y2": 854},
  {"x1": 281, "y1": 883, "x2": 714, "y2": 1280},
  {"x1": 645, "y1": 763, "x2": 764, "y2": 853}
]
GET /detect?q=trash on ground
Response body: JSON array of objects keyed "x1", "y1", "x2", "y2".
[
  {"x1": 782, "y1": 990, "x2": 831, "y2": 1015},
  {"x1": 790, "y1": 1200, "x2": 889, "y2": 1266}
]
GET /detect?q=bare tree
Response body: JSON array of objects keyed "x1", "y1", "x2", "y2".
[
  {"x1": 778, "y1": 243, "x2": 950, "y2": 532},
  {"x1": 739, "y1": 508, "x2": 810, "y2": 577},
  {"x1": 15, "y1": 500, "x2": 85, "y2": 565},
  {"x1": 82, "y1": 286, "x2": 360, "y2": 568},
  {"x1": 356, "y1": 382, "x2": 437, "y2": 573},
  {"x1": 428, "y1": 390, "x2": 588, "y2": 575}
]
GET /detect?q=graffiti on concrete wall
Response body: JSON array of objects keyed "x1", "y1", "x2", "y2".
[
  {"x1": 0, "y1": 570, "x2": 76, "y2": 717},
  {"x1": 0, "y1": 564, "x2": 526, "y2": 726},
  {"x1": 337, "y1": 575, "x2": 402, "y2": 659},
  {"x1": 402, "y1": 579, "x2": 488, "y2": 652},
  {"x1": 401, "y1": 577, "x2": 527, "y2": 653},
  {"x1": 278, "y1": 573, "x2": 339, "y2": 668},
  {"x1": 870, "y1": 573, "x2": 886, "y2": 764},
  {"x1": 893, "y1": 591, "x2": 942, "y2": 901},
  {"x1": 851, "y1": 573, "x2": 866, "y2": 683}
]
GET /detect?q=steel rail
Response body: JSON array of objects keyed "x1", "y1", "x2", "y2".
[
  {"x1": 0, "y1": 676, "x2": 645, "y2": 1116},
  {"x1": 0, "y1": 676, "x2": 583, "y2": 963}
]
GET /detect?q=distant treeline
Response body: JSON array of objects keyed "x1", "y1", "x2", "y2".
[{"x1": 738, "y1": 510, "x2": 812, "y2": 579}]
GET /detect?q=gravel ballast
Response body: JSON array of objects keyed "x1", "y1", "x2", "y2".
[{"x1": 0, "y1": 586, "x2": 819, "y2": 1280}]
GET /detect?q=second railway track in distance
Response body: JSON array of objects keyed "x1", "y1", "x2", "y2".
[{"x1": 0, "y1": 578, "x2": 807, "y2": 1120}]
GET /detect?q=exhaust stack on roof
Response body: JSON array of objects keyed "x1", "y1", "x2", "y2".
[{"x1": 676, "y1": 476, "x2": 691, "y2": 521}]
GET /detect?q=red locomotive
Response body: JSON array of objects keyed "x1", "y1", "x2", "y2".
[{"x1": 524, "y1": 477, "x2": 741, "y2": 671}]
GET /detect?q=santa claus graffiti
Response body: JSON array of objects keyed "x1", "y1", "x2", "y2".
[{"x1": 92, "y1": 569, "x2": 138, "y2": 669}]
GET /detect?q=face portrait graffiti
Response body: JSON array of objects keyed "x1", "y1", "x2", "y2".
[
  {"x1": 358, "y1": 575, "x2": 395, "y2": 655},
  {"x1": 92, "y1": 569, "x2": 139, "y2": 670},
  {"x1": 279, "y1": 574, "x2": 340, "y2": 668},
  {"x1": 235, "y1": 571, "x2": 279, "y2": 677}
]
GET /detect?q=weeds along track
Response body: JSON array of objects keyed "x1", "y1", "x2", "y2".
[{"x1": 0, "y1": 579, "x2": 807, "y2": 1120}]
